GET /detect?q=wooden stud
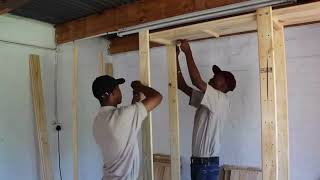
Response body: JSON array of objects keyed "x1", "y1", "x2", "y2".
[
  {"x1": 166, "y1": 44, "x2": 180, "y2": 180},
  {"x1": 274, "y1": 25, "x2": 289, "y2": 180},
  {"x1": 72, "y1": 46, "x2": 79, "y2": 180},
  {"x1": 105, "y1": 63, "x2": 114, "y2": 76},
  {"x1": 151, "y1": 38, "x2": 173, "y2": 45},
  {"x1": 257, "y1": 7, "x2": 278, "y2": 180},
  {"x1": 273, "y1": 18, "x2": 283, "y2": 31},
  {"x1": 99, "y1": 52, "x2": 106, "y2": 75},
  {"x1": 29, "y1": 55, "x2": 53, "y2": 180},
  {"x1": 202, "y1": 29, "x2": 220, "y2": 38},
  {"x1": 230, "y1": 170, "x2": 240, "y2": 180},
  {"x1": 139, "y1": 30, "x2": 154, "y2": 180}
]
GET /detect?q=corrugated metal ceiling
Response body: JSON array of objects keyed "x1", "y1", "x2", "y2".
[{"x1": 11, "y1": 0, "x2": 136, "y2": 24}]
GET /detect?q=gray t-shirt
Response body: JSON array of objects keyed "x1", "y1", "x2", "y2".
[
  {"x1": 93, "y1": 102, "x2": 147, "y2": 180},
  {"x1": 189, "y1": 85, "x2": 230, "y2": 157}
]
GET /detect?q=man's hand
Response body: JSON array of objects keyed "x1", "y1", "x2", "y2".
[
  {"x1": 131, "y1": 80, "x2": 162, "y2": 112},
  {"x1": 178, "y1": 39, "x2": 191, "y2": 53},
  {"x1": 131, "y1": 80, "x2": 142, "y2": 90}
]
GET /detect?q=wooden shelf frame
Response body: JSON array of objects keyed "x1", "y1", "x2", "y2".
[
  {"x1": 139, "y1": 2, "x2": 320, "y2": 180},
  {"x1": 150, "y1": 2, "x2": 320, "y2": 44}
]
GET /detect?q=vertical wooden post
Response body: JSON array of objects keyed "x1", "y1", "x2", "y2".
[
  {"x1": 72, "y1": 46, "x2": 79, "y2": 180},
  {"x1": 166, "y1": 44, "x2": 180, "y2": 180},
  {"x1": 274, "y1": 24, "x2": 289, "y2": 180},
  {"x1": 105, "y1": 63, "x2": 113, "y2": 76},
  {"x1": 257, "y1": 7, "x2": 278, "y2": 180},
  {"x1": 99, "y1": 52, "x2": 106, "y2": 75},
  {"x1": 29, "y1": 55, "x2": 53, "y2": 180},
  {"x1": 139, "y1": 30, "x2": 154, "y2": 180}
]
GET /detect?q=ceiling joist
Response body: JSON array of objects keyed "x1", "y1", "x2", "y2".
[{"x1": 55, "y1": 0, "x2": 252, "y2": 44}]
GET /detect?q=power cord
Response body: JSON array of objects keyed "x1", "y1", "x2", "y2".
[{"x1": 56, "y1": 125, "x2": 63, "y2": 180}]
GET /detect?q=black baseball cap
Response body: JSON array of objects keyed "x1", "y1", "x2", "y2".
[
  {"x1": 212, "y1": 65, "x2": 236, "y2": 91},
  {"x1": 92, "y1": 75, "x2": 125, "y2": 99}
]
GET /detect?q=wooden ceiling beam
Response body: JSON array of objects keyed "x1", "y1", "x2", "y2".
[
  {"x1": 109, "y1": 1, "x2": 320, "y2": 54},
  {"x1": 55, "y1": 0, "x2": 248, "y2": 44},
  {"x1": 0, "y1": 8, "x2": 11, "y2": 15},
  {"x1": 0, "y1": 0, "x2": 30, "y2": 14}
]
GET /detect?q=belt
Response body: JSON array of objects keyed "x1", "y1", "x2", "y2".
[{"x1": 191, "y1": 156, "x2": 219, "y2": 165}]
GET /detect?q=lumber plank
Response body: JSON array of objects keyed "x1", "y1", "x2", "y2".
[
  {"x1": 56, "y1": 1, "x2": 320, "y2": 44},
  {"x1": 149, "y1": 2, "x2": 320, "y2": 43},
  {"x1": 257, "y1": 7, "x2": 278, "y2": 180},
  {"x1": 0, "y1": 8, "x2": 11, "y2": 14},
  {"x1": 105, "y1": 63, "x2": 114, "y2": 76},
  {"x1": 224, "y1": 170, "x2": 231, "y2": 180},
  {"x1": 110, "y1": 2, "x2": 320, "y2": 54},
  {"x1": 273, "y1": 18, "x2": 283, "y2": 31},
  {"x1": 273, "y1": 1, "x2": 320, "y2": 26},
  {"x1": 230, "y1": 170, "x2": 240, "y2": 180},
  {"x1": 55, "y1": 0, "x2": 247, "y2": 44},
  {"x1": 163, "y1": 166, "x2": 171, "y2": 180},
  {"x1": 139, "y1": 30, "x2": 154, "y2": 180},
  {"x1": 166, "y1": 44, "x2": 180, "y2": 180},
  {"x1": 151, "y1": 38, "x2": 173, "y2": 45},
  {"x1": 72, "y1": 47, "x2": 79, "y2": 180},
  {"x1": 29, "y1": 55, "x2": 53, "y2": 180},
  {"x1": 202, "y1": 29, "x2": 220, "y2": 38},
  {"x1": 150, "y1": 13, "x2": 257, "y2": 43},
  {"x1": 274, "y1": 25, "x2": 289, "y2": 180},
  {"x1": 99, "y1": 52, "x2": 106, "y2": 75}
]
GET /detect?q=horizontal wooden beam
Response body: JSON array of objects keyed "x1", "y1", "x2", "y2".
[
  {"x1": 109, "y1": 1, "x2": 320, "y2": 54},
  {"x1": 0, "y1": 0, "x2": 30, "y2": 14},
  {"x1": 202, "y1": 29, "x2": 220, "y2": 38},
  {"x1": 109, "y1": 35, "x2": 161, "y2": 54},
  {"x1": 150, "y1": 13, "x2": 257, "y2": 43},
  {"x1": 273, "y1": 1, "x2": 320, "y2": 26},
  {"x1": 0, "y1": 8, "x2": 11, "y2": 15},
  {"x1": 55, "y1": 0, "x2": 248, "y2": 44},
  {"x1": 151, "y1": 38, "x2": 174, "y2": 45},
  {"x1": 150, "y1": 1, "x2": 320, "y2": 44}
]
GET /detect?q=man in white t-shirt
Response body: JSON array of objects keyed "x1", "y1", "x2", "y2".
[
  {"x1": 176, "y1": 40, "x2": 236, "y2": 180},
  {"x1": 92, "y1": 75, "x2": 162, "y2": 180}
]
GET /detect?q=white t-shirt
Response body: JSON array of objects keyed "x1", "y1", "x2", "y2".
[
  {"x1": 189, "y1": 85, "x2": 230, "y2": 157},
  {"x1": 93, "y1": 102, "x2": 147, "y2": 180}
]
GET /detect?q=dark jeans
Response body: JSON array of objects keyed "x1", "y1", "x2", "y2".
[{"x1": 191, "y1": 157, "x2": 219, "y2": 180}]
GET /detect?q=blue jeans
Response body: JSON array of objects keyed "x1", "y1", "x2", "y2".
[{"x1": 191, "y1": 157, "x2": 219, "y2": 180}]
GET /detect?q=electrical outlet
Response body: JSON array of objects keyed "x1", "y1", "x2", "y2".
[{"x1": 53, "y1": 121, "x2": 62, "y2": 132}]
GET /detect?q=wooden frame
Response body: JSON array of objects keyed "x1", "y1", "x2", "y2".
[
  {"x1": 98, "y1": 51, "x2": 114, "y2": 76},
  {"x1": 139, "y1": 30, "x2": 154, "y2": 180},
  {"x1": 138, "y1": 2, "x2": 320, "y2": 180},
  {"x1": 72, "y1": 46, "x2": 79, "y2": 180},
  {"x1": 29, "y1": 54, "x2": 53, "y2": 180},
  {"x1": 166, "y1": 44, "x2": 180, "y2": 180}
]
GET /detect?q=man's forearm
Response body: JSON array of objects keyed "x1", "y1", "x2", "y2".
[
  {"x1": 177, "y1": 55, "x2": 192, "y2": 96},
  {"x1": 184, "y1": 50, "x2": 204, "y2": 86},
  {"x1": 134, "y1": 84, "x2": 161, "y2": 99}
]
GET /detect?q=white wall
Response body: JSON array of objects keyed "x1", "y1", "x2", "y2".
[
  {"x1": 56, "y1": 39, "x2": 108, "y2": 180},
  {"x1": 0, "y1": 14, "x2": 55, "y2": 49},
  {"x1": 286, "y1": 24, "x2": 320, "y2": 180},
  {"x1": 111, "y1": 23, "x2": 320, "y2": 180},
  {"x1": 0, "y1": 15, "x2": 56, "y2": 180}
]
